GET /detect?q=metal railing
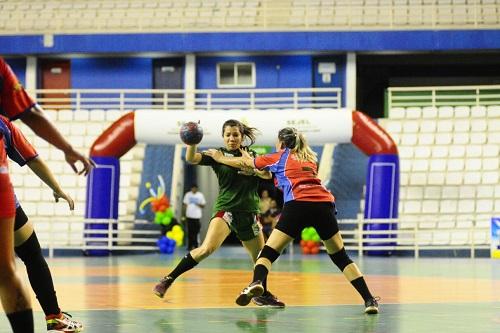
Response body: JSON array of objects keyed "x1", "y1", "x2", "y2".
[
  {"x1": 28, "y1": 88, "x2": 342, "y2": 111},
  {"x1": 37, "y1": 217, "x2": 491, "y2": 258},
  {"x1": 387, "y1": 85, "x2": 500, "y2": 110}
]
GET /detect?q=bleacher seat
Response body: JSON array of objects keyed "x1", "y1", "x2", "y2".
[{"x1": 382, "y1": 102, "x2": 499, "y2": 247}]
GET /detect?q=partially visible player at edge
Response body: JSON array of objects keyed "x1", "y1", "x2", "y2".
[{"x1": 1, "y1": 57, "x2": 92, "y2": 331}]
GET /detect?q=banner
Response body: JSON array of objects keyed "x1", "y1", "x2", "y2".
[{"x1": 491, "y1": 217, "x2": 500, "y2": 259}]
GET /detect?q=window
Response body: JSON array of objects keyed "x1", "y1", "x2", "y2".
[{"x1": 217, "y1": 62, "x2": 255, "y2": 88}]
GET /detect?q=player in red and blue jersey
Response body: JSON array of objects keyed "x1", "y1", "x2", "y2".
[
  {"x1": 206, "y1": 127, "x2": 380, "y2": 314},
  {"x1": 1, "y1": 57, "x2": 85, "y2": 332},
  {"x1": 0, "y1": 133, "x2": 34, "y2": 333}
]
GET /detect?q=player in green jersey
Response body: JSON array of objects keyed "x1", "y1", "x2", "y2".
[{"x1": 153, "y1": 119, "x2": 284, "y2": 307}]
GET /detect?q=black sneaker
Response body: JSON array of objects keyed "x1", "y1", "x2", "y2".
[
  {"x1": 236, "y1": 281, "x2": 264, "y2": 306},
  {"x1": 252, "y1": 291, "x2": 285, "y2": 308},
  {"x1": 153, "y1": 276, "x2": 174, "y2": 298},
  {"x1": 364, "y1": 296, "x2": 380, "y2": 314}
]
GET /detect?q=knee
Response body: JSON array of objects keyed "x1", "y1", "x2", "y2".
[
  {"x1": 15, "y1": 233, "x2": 42, "y2": 263},
  {"x1": 328, "y1": 248, "x2": 353, "y2": 272}
]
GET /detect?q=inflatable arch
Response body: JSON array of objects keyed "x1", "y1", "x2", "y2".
[{"x1": 85, "y1": 109, "x2": 399, "y2": 251}]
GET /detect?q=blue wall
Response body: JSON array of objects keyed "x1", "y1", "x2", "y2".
[
  {"x1": 71, "y1": 58, "x2": 152, "y2": 89},
  {"x1": 197, "y1": 55, "x2": 313, "y2": 89},
  {"x1": 5, "y1": 58, "x2": 26, "y2": 86},
  {"x1": 313, "y1": 55, "x2": 346, "y2": 107},
  {"x1": 2, "y1": 31, "x2": 500, "y2": 55}
]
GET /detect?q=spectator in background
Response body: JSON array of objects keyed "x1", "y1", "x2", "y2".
[
  {"x1": 182, "y1": 184, "x2": 206, "y2": 250},
  {"x1": 1, "y1": 57, "x2": 90, "y2": 331},
  {"x1": 258, "y1": 189, "x2": 272, "y2": 216},
  {"x1": 261, "y1": 199, "x2": 281, "y2": 240}
]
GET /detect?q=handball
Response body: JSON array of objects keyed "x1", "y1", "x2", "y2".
[{"x1": 179, "y1": 121, "x2": 203, "y2": 145}]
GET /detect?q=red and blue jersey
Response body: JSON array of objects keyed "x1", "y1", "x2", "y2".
[
  {"x1": 0, "y1": 138, "x2": 15, "y2": 218},
  {"x1": 254, "y1": 148, "x2": 335, "y2": 203},
  {"x1": 0, "y1": 57, "x2": 35, "y2": 120},
  {"x1": 0, "y1": 115, "x2": 38, "y2": 167}
]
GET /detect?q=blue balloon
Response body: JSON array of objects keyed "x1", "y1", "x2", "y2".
[{"x1": 159, "y1": 244, "x2": 169, "y2": 253}]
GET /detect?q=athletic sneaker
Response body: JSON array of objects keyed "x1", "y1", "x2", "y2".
[
  {"x1": 252, "y1": 291, "x2": 285, "y2": 308},
  {"x1": 153, "y1": 276, "x2": 174, "y2": 298},
  {"x1": 46, "y1": 312, "x2": 83, "y2": 332},
  {"x1": 236, "y1": 280, "x2": 264, "y2": 306},
  {"x1": 364, "y1": 296, "x2": 380, "y2": 314}
]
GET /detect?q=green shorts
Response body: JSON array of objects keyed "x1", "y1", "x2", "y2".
[{"x1": 213, "y1": 210, "x2": 261, "y2": 241}]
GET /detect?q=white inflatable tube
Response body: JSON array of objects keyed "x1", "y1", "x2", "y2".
[{"x1": 134, "y1": 109, "x2": 353, "y2": 146}]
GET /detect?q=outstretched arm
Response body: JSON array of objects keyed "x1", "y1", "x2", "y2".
[
  {"x1": 27, "y1": 157, "x2": 74, "y2": 211},
  {"x1": 203, "y1": 148, "x2": 271, "y2": 178},
  {"x1": 239, "y1": 168, "x2": 272, "y2": 180},
  {"x1": 20, "y1": 105, "x2": 95, "y2": 175},
  {"x1": 204, "y1": 149, "x2": 254, "y2": 169}
]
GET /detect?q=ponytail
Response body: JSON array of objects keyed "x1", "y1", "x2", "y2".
[{"x1": 278, "y1": 127, "x2": 317, "y2": 163}]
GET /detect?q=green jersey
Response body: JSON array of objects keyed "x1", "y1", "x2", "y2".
[{"x1": 199, "y1": 148, "x2": 260, "y2": 213}]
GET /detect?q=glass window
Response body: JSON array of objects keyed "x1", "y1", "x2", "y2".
[{"x1": 217, "y1": 62, "x2": 255, "y2": 88}]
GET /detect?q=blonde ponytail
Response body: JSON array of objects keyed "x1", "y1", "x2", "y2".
[{"x1": 278, "y1": 127, "x2": 317, "y2": 163}]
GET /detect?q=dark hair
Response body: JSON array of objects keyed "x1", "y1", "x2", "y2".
[
  {"x1": 278, "y1": 127, "x2": 298, "y2": 149},
  {"x1": 222, "y1": 119, "x2": 258, "y2": 146}
]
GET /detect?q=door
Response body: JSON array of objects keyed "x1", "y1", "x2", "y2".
[
  {"x1": 153, "y1": 58, "x2": 184, "y2": 108},
  {"x1": 40, "y1": 60, "x2": 71, "y2": 108}
]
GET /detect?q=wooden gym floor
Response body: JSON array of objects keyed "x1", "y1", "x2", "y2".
[{"x1": 0, "y1": 246, "x2": 499, "y2": 332}]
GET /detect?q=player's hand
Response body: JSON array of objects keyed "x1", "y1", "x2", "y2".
[
  {"x1": 54, "y1": 191, "x2": 75, "y2": 211},
  {"x1": 204, "y1": 149, "x2": 223, "y2": 161},
  {"x1": 238, "y1": 148, "x2": 254, "y2": 166},
  {"x1": 64, "y1": 148, "x2": 96, "y2": 176},
  {"x1": 237, "y1": 167, "x2": 256, "y2": 176}
]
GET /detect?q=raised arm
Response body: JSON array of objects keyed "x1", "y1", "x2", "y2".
[
  {"x1": 26, "y1": 157, "x2": 74, "y2": 210},
  {"x1": 185, "y1": 144, "x2": 203, "y2": 164}
]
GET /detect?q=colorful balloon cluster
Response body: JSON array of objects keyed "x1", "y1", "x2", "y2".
[
  {"x1": 139, "y1": 176, "x2": 176, "y2": 227},
  {"x1": 157, "y1": 225, "x2": 185, "y2": 254},
  {"x1": 157, "y1": 236, "x2": 176, "y2": 254},
  {"x1": 139, "y1": 175, "x2": 184, "y2": 253},
  {"x1": 300, "y1": 227, "x2": 321, "y2": 255}
]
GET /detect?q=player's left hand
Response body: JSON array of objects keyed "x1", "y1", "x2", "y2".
[
  {"x1": 237, "y1": 167, "x2": 256, "y2": 176},
  {"x1": 64, "y1": 148, "x2": 96, "y2": 176}
]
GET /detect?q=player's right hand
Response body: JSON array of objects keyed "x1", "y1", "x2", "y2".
[{"x1": 54, "y1": 191, "x2": 75, "y2": 211}]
